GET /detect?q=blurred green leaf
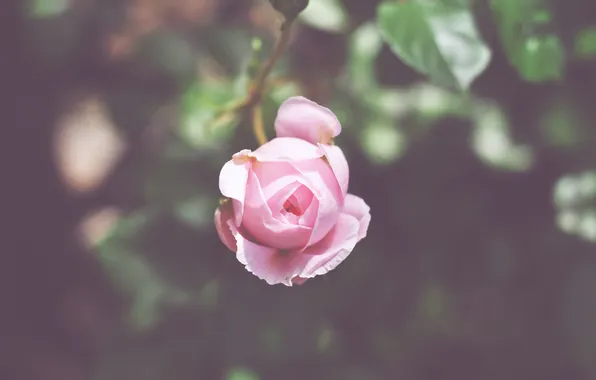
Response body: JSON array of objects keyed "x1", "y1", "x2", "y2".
[
  {"x1": 471, "y1": 100, "x2": 534, "y2": 171},
  {"x1": 179, "y1": 81, "x2": 241, "y2": 149},
  {"x1": 316, "y1": 325, "x2": 336, "y2": 354},
  {"x1": 407, "y1": 83, "x2": 467, "y2": 120},
  {"x1": 248, "y1": 38, "x2": 264, "y2": 77},
  {"x1": 361, "y1": 120, "x2": 407, "y2": 164},
  {"x1": 554, "y1": 171, "x2": 596, "y2": 242},
  {"x1": 349, "y1": 22, "x2": 383, "y2": 90},
  {"x1": 299, "y1": 0, "x2": 348, "y2": 33},
  {"x1": 226, "y1": 368, "x2": 260, "y2": 380},
  {"x1": 377, "y1": 0, "x2": 491, "y2": 90},
  {"x1": 490, "y1": 0, "x2": 566, "y2": 82},
  {"x1": 418, "y1": 284, "x2": 449, "y2": 323},
  {"x1": 574, "y1": 27, "x2": 596, "y2": 58},
  {"x1": 197, "y1": 279, "x2": 220, "y2": 312},
  {"x1": 269, "y1": 81, "x2": 300, "y2": 105},
  {"x1": 97, "y1": 210, "x2": 190, "y2": 330},
  {"x1": 29, "y1": 0, "x2": 69, "y2": 18},
  {"x1": 201, "y1": 27, "x2": 254, "y2": 75},
  {"x1": 173, "y1": 195, "x2": 217, "y2": 229},
  {"x1": 143, "y1": 157, "x2": 208, "y2": 208},
  {"x1": 540, "y1": 94, "x2": 585, "y2": 148},
  {"x1": 369, "y1": 89, "x2": 410, "y2": 119}
]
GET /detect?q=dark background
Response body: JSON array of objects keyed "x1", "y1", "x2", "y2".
[{"x1": 4, "y1": 0, "x2": 596, "y2": 379}]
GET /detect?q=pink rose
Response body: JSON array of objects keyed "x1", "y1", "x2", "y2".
[{"x1": 214, "y1": 96, "x2": 371, "y2": 286}]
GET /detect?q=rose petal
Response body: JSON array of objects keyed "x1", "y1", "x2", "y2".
[
  {"x1": 252, "y1": 160, "x2": 321, "y2": 230},
  {"x1": 230, "y1": 218, "x2": 278, "y2": 268},
  {"x1": 268, "y1": 182, "x2": 315, "y2": 226},
  {"x1": 290, "y1": 158, "x2": 342, "y2": 247},
  {"x1": 218, "y1": 157, "x2": 251, "y2": 226},
  {"x1": 291, "y1": 277, "x2": 308, "y2": 285},
  {"x1": 299, "y1": 194, "x2": 319, "y2": 230},
  {"x1": 214, "y1": 203, "x2": 237, "y2": 252},
  {"x1": 237, "y1": 212, "x2": 360, "y2": 286},
  {"x1": 252, "y1": 161, "x2": 303, "y2": 200},
  {"x1": 291, "y1": 157, "x2": 342, "y2": 200},
  {"x1": 275, "y1": 96, "x2": 342, "y2": 144},
  {"x1": 287, "y1": 184, "x2": 315, "y2": 215},
  {"x1": 252, "y1": 137, "x2": 324, "y2": 162},
  {"x1": 343, "y1": 194, "x2": 371, "y2": 241},
  {"x1": 319, "y1": 144, "x2": 349, "y2": 197},
  {"x1": 267, "y1": 181, "x2": 303, "y2": 224},
  {"x1": 298, "y1": 212, "x2": 360, "y2": 278},
  {"x1": 268, "y1": 181, "x2": 317, "y2": 227},
  {"x1": 242, "y1": 170, "x2": 312, "y2": 250}
]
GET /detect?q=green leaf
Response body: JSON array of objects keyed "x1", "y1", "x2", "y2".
[
  {"x1": 226, "y1": 368, "x2": 260, "y2": 380},
  {"x1": 377, "y1": 0, "x2": 491, "y2": 91},
  {"x1": 574, "y1": 27, "x2": 596, "y2": 59},
  {"x1": 179, "y1": 80, "x2": 241, "y2": 149},
  {"x1": 540, "y1": 94, "x2": 586, "y2": 149},
  {"x1": 490, "y1": 0, "x2": 566, "y2": 82},
  {"x1": 29, "y1": 0, "x2": 69, "y2": 18}
]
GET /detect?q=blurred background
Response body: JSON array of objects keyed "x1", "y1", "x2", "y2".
[{"x1": 5, "y1": 0, "x2": 596, "y2": 379}]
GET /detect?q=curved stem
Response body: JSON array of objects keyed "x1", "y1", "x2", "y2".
[
  {"x1": 250, "y1": 20, "x2": 294, "y2": 102},
  {"x1": 247, "y1": 19, "x2": 294, "y2": 145},
  {"x1": 207, "y1": 20, "x2": 294, "y2": 145},
  {"x1": 251, "y1": 104, "x2": 267, "y2": 145}
]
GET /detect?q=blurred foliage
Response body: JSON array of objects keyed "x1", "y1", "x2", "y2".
[
  {"x1": 299, "y1": 0, "x2": 348, "y2": 32},
  {"x1": 574, "y1": 27, "x2": 596, "y2": 58},
  {"x1": 23, "y1": 0, "x2": 596, "y2": 379},
  {"x1": 490, "y1": 0, "x2": 566, "y2": 82},
  {"x1": 378, "y1": 0, "x2": 491, "y2": 90},
  {"x1": 554, "y1": 172, "x2": 596, "y2": 243}
]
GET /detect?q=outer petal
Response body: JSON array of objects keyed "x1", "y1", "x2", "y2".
[
  {"x1": 252, "y1": 137, "x2": 324, "y2": 162},
  {"x1": 228, "y1": 217, "x2": 279, "y2": 269},
  {"x1": 291, "y1": 277, "x2": 308, "y2": 285},
  {"x1": 218, "y1": 155, "x2": 251, "y2": 226},
  {"x1": 343, "y1": 194, "x2": 371, "y2": 241},
  {"x1": 214, "y1": 202, "x2": 237, "y2": 252},
  {"x1": 319, "y1": 144, "x2": 349, "y2": 197},
  {"x1": 238, "y1": 213, "x2": 360, "y2": 286},
  {"x1": 274, "y1": 97, "x2": 342, "y2": 144},
  {"x1": 297, "y1": 213, "x2": 360, "y2": 278}
]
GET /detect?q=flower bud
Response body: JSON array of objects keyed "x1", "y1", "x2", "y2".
[{"x1": 269, "y1": 0, "x2": 309, "y2": 22}]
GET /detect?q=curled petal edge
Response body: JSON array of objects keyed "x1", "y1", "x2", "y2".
[{"x1": 228, "y1": 212, "x2": 361, "y2": 286}]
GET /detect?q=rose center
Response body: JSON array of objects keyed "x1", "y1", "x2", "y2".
[{"x1": 282, "y1": 195, "x2": 304, "y2": 216}]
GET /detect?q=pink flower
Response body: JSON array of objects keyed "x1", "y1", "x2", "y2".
[{"x1": 214, "y1": 96, "x2": 371, "y2": 286}]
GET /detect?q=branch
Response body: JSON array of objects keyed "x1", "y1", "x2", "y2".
[
  {"x1": 248, "y1": 20, "x2": 294, "y2": 106},
  {"x1": 206, "y1": 19, "x2": 295, "y2": 144}
]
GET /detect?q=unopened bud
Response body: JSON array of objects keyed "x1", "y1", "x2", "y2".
[{"x1": 269, "y1": 0, "x2": 309, "y2": 22}]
